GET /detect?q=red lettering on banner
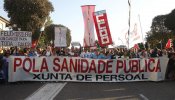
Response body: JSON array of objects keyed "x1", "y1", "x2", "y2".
[
  {"x1": 124, "y1": 60, "x2": 130, "y2": 73},
  {"x1": 139, "y1": 60, "x2": 145, "y2": 72},
  {"x1": 61, "y1": 58, "x2": 69, "y2": 72},
  {"x1": 155, "y1": 59, "x2": 161, "y2": 72},
  {"x1": 148, "y1": 58, "x2": 161, "y2": 72},
  {"x1": 32, "y1": 58, "x2": 39, "y2": 72},
  {"x1": 53, "y1": 58, "x2": 60, "y2": 72},
  {"x1": 78, "y1": 59, "x2": 81, "y2": 72},
  {"x1": 14, "y1": 58, "x2": 22, "y2": 72},
  {"x1": 88, "y1": 60, "x2": 97, "y2": 73},
  {"x1": 130, "y1": 60, "x2": 139, "y2": 72},
  {"x1": 40, "y1": 58, "x2": 49, "y2": 72},
  {"x1": 23, "y1": 58, "x2": 32, "y2": 72},
  {"x1": 116, "y1": 60, "x2": 124, "y2": 73},
  {"x1": 13, "y1": 57, "x2": 161, "y2": 75},
  {"x1": 106, "y1": 60, "x2": 113, "y2": 73},
  {"x1": 81, "y1": 59, "x2": 89, "y2": 73},
  {"x1": 115, "y1": 58, "x2": 161, "y2": 73},
  {"x1": 148, "y1": 58, "x2": 155, "y2": 72},
  {"x1": 98, "y1": 60, "x2": 106, "y2": 74},
  {"x1": 70, "y1": 59, "x2": 77, "y2": 73}
]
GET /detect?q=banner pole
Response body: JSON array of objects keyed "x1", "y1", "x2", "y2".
[{"x1": 128, "y1": 0, "x2": 131, "y2": 49}]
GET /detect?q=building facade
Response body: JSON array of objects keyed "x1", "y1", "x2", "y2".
[{"x1": 0, "y1": 16, "x2": 10, "y2": 31}]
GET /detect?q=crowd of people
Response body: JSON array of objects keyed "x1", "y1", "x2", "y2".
[{"x1": 0, "y1": 45, "x2": 175, "y2": 82}]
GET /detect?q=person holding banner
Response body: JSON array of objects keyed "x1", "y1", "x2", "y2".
[
  {"x1": 91, "y1": 49, "x2": 99, "y2": 59},
  {"x1": 28, "y1": 49, "x2": 37, "y2": 57},
  {"x1": 45, "y1": 46, "x2": 53, "y2": 56},
  {"x1": 165, "y1": 52, "x2": 175, "y2": 80},
  {"x1": 97, "y1": 50, "x2": 106, "y2": 59},
  {"x1": 0, "y1": 55, "x2": 5, "y2": 82}
]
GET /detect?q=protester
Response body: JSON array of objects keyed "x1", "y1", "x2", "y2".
[
  {"x1": 165, "y1": 52, "x2": 175, "y2": 80},
  {"x1": 0, "y1": 54, "x2": 5, "y2": 81},
  {"x1": 45, "y1": 46, "x2": 52, "y2": 56},
  {"x1": 91, "y1": 49, "x2": 99, "y2": 59},
  {"x1": 1, "y1": 42, "x2": 175, "y2": 83},
  {"x1": 63, "y1": 48, "x2": 70, "y2": 56},
  {"x1": 97, "y1": 50, "x2": 106, "y2": 59},
  {"x1": 150, "y1": 48, "x2": 158, "y2": 57}
]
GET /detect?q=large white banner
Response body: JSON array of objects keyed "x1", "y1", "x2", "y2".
[
  {"x1": 0, "y1": 31, "x2": 32, "y2": 47},
  {"x1": 8, "y1": 56, "x2": 169, "y2": 82},
  {"x1": 54, "y1": 27, "x2": 67, "y2": 47}
]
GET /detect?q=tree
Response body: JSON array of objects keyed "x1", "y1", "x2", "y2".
[
  {"x1": 37, "y1": 16, "x2": 53, "y2": 48},
  {"x1": 44, "y1": 24, "x2": 72, "y2": 47},
  {"x1": 151, "y1": 15, "x2": 167, "y2": 33},
  {"x1": 37, "y1": 32, "x2": 47, "y2": 48},
  {"x1": 3, "y1": 0, "x2": 54, "y2": 40},
  {"x1": 137, "y1": 43, "x2": 144, "y2": 50},
  {"x1": 146, "y1": 31, "x2": 174, "y2": 49},
  {"x1": 146, "y1": 15, "x2": 173, "y2": 49},
  {"x1": 45, "y1": 16, "x2": 53, "y2": 27},
  {"x1": 165, "y1": 9, "x2": 175, "y2": 33}
]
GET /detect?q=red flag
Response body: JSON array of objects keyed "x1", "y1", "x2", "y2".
[
  {"x1": 133, "y1": 44, "x2": 140, "y2": 49},
  {"x1": 93, "y1": 10, "x2": 112, "y2": 47},
  {"x1": 32, "y1": 40, "x2": 38, "y2": 48},
  {"x1": 166, "y1": 39, "x2": 173, "y2": 49}
]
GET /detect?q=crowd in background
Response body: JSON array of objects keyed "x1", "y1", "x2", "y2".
[{"x1": 0, "y1": 45, "x2": 175, "y2": 82}]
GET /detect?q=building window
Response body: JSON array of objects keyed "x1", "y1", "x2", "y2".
[{"x1": 0, "y1": 23, "x2": 3, "y2": 30}]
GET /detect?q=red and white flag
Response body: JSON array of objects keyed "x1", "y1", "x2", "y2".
[
  {"x1": 81, "y1": 5, "x2": 96, "y2": 47},
  {"x1": 93, "y1": 10, "x2": 112, "y2": 47},
  {"x1": 166, "y1": 39, "x2": 173, "y2": 49},
  {"x1": 130, "y1": 23, "x2": 140, "y2": 41}
]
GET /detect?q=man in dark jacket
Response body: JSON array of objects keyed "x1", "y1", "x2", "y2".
[{"x1": 165, "y1": 52, "x2": 175, "y2": 80}]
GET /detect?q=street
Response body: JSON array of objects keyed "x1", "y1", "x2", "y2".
[{"x1": 0, "y1": 81, "x2": 175, "y2": 100}]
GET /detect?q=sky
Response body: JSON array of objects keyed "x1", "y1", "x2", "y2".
[{"x1": 0, "y1": 0, "x2": 175, "y2": 47}]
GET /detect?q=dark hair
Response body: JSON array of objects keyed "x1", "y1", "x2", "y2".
[{"x1": 168, "y1": 52, "x2": 175, "y2": 58}]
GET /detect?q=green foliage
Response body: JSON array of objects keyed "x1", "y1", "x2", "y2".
[
  {"x1": 151, "y1": 15, "x2": 168, "y2": 33},
  {"x1": 146, "y1": 31, "x2": 174, "y2": 49},
  {"x1": 3, "y1": 0, "x2": 54, "y2": 40},
  {"x1": 146, "y1": 14, "x2": 174, "y2": 49},
  {"x1": 45, "y1": 16, "x2": 53, "y2": 27},
  {"x1": 37, "y1": 32, "x2": 47, "y2": 48},
  {"x1": 36, "y1": 16, "x2": 53, "y2": 48},
  {"x1": 44, "y1": 24, "x2": 72, "y2": 47},
  {"x1": 165, "y1": 9, "x2": 175, "y2": 33},
  {"x1": 137, "y1": 43, "x2": 144, "y2": 50},
  {"x1": 144, "y1": 42, "x2": 149, "y2": 50}
]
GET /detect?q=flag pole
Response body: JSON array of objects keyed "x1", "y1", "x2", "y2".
[{"x1": 128, "y1": 0, "x2": 131, "y2": 49}]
